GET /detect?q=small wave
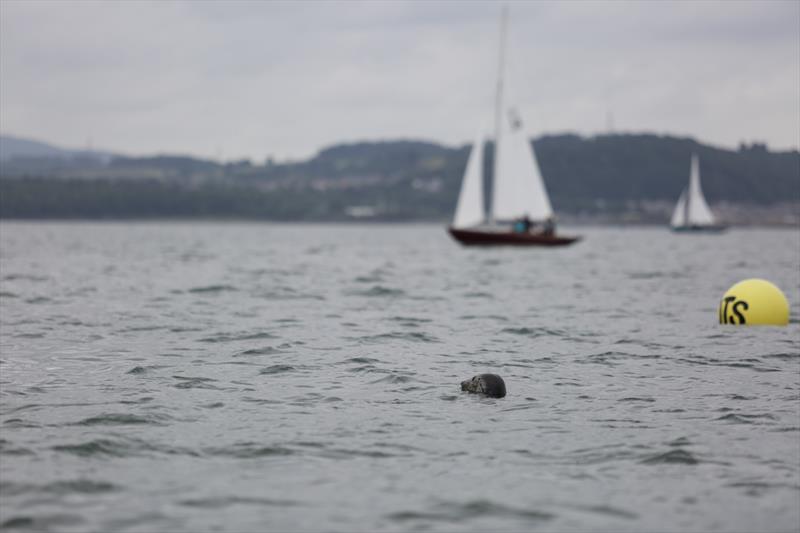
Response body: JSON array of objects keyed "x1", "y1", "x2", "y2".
[
  {"x1": 12, "y1": 332, "x2": 44, "y2": 339},
  {"x1": 618, "y1": 397, "x2": 656, "y2": 403},
  {"x1": 457, "y1": 314, "x2": 510, "y2": 324},
  {"x1": 259, "y1": 365, "x2": 296, "y2": 375},
  {"x1": 2, "y1": 274, "x2": 48, "y2": 282},
  {"x1": 321, "y1": 448, "x2": 403, "y2": 459},
  {"x1": 564, "y1": 444, "x2": 637, "y2": 465},
  {"x1": 172, "y1": 376, "x2": 221, "y2": 390},
  {"x1": 179, "y1": 496, "x2": 300, "y2": 509},
  {"x1": 1, "y1": 514, "x2": 84, "y2": 530},
  {"x1": 762, "y1": 352, "x2": 799, "y2": 360},
  {"x1": 117, "y1": 325, "x2": 168, "y2": 333},
  {"x1": 0, "y1": 439, "x2": 34, "y2": 456},
  {"x1": 561, "y1": 503, "x2": 638, "y2": 519},
  {"x1": 3, "y1": 404, "x2": 42, "y2": 415},
  {"x1": 627, "y1": 270, "x2": 684, "y2": 280},
  {"x1": 0, "y1": 479, "x2": 118, "y2": 497},
  {"x1": 678, "y1": 358, "x2": 781, "y2": 373},
  {"x1": 205, "y1": 442, "x2": 294, "y2": 459},
  {"x1": 24, "y1": 296, "x2": 52, "y2": 304},
  {"x1": 52, "y1": 439, "x2": 134, "y2": 458},
  {"x1": 340, "y1": 356, "x2": 381, "y2": 365},
  {"x1": 126, "y1": 365, "x2": 165, "y2": 375},
  {"x1": 0, "y1": 291, "x2": 18, "y2": 298},
  {"x1": 725, "y1": 481, "x2": 800, "y2": 496},
  {"x1": 667, "y1": 437, "x2": 692, "y2": 447},
  {"x1": 348, "y1": 285, "x2": 405, "y2": 297},
  {"x1": 501, "y1": 326, "x2": 567, "y2": 337},
  {"x1": 388, "y1": 316, "x2": 432, "y2": 326},
  {"x1": 234, "y1": 346, "x2": 287, "y2": 357},
  {"x1": 715, "y1": 413, "x2": 778, "y2": 424},
  {"x1": 118, "y1": 396, "x2": 154, "y2": 405},
  {"x1": 386, "y1": 499, "x2": 554, "y2": 524},
  {"x1": 2, "y1": 419, "x2": 40, "y2": 429},
  {"x1": 369, "y1": 373, "x2": 415, "y2": 384},
  {"x1": 52, "y1": 438, "x2": 197, "y2": 458},
  {"x1": 553, "y1": 380, "x2": 584, "y2": 387},
  {"x1": 354, "y1": 274, "x2": 384, "y2": 283},
  {"x1": 355, "y1": 331, "x2": 439, "y2": 343},
  {"x1": 71, "y1": 413, "x2": 169, "y2": 426},
  {"x1": 728, "y1": 394, "x2": 756, "y2": 400},
  {"x1": 199, "y1": 331, "x2": 278, "y2": 343},
  {"x1": 641, "y1": 449, "x2": 699, "y2": 465},
  {"x1": 347, "y1": 365, "x2": 377, "y2": 373},
  {"x1": 257, "y1": 288, "x2": 325, "y2": 301},
  {"x1": 580, "y1": 351, "x2": 635, "y2": 365},
  {"x1": 169, "y1": 326, "x2": 204, "y2": 333},
  {"x1": 186, "y1": 285, "x2": 238, "y2": 294}
]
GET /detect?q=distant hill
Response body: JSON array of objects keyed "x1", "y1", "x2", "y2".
[
  {"x1": 0, "y1": 134, "x2": 114, "y2": 163},
  {"x1": 0, "y1": 133, "x2": 797, "y2": 224},
  {"x1": 0, "y1": 135, "x2": 70, "y2": 160}
]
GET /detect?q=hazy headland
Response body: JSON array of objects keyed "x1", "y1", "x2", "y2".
[{"x1": 1, "y1": 133, "x2": 797, "y2": 226}]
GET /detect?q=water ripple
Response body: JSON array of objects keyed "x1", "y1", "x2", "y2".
[
  {"x1": 70, "y1": 413, "x2": 170, "y2": 426},
  {"x1": 179, "y1": 496, "x2": 301, "y2": 508},
  {"x1": 387, "y1": 499, "x2": 554, "y2": 524},
  {"x1": 641, "y1": 449, "x2": 699, "y2": 465}
]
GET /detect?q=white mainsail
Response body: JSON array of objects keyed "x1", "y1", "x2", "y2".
[
  {"x1": 686, "y1": 154, "x2": 715, "y2": 225},
  {"x1": 452, "y1": 137, "x2": 485, "y2": 229},
  {"x1": 671, "y1": 154, "x2": 715, "y2": 228},
  {"x1": 670, "y1": 189, "x2": 687, "y2": 227},
  {"x1": 491, "y1": 112, "x2": 553, "y2": 222}
]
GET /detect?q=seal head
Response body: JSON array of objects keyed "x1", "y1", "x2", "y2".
[{"x1": 460, "y1": 374, "x2": 506, "y2": 398}]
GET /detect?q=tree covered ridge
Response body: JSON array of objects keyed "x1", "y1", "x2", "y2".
[{"x1": 1, "y1": 133, "x2": 797, "y2": 220}]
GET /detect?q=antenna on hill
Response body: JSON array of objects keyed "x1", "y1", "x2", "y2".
[{"x1": 606, "y1": 110, "x2": 615, "y2": 134}]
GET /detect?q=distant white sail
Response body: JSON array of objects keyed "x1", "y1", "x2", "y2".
[
  {"x1": 686, "y1": 154, "x2": 715, "y2": 225},
  {"x1": 671, "y1": 188, "x2": 687, "y2": 227},
  {"x1": 671, "y1": 154, "x2": 716, "y2": 228},
  {"x1": 491, "y1": 112, "x2": 553, "y2": 222},
  {"x1": 452, "y1": 137, "x2": 485, "y2": 228}
]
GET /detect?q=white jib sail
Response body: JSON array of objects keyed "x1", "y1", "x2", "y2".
[
  {"x1": 686, "y1": 154, "x2": 715, "y2": 225},
  {"x1": 491, "y1": 114, "x2": 553, "y2": 222},
  {"x1": 452, "y1": 137, "x2": 485, "y2": 228},
  {"x1": 671, "y1": 188, "x2": 687, "y2": 227}
]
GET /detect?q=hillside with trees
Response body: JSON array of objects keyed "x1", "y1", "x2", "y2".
[{"x1": 1, "y1": 133, "x2": 797, "y2": 224}]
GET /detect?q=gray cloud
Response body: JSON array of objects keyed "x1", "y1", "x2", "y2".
[{"x1": 1, "y1": 0, "x2": 797, "y2": 160}]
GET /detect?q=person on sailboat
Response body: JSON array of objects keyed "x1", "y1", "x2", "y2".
[
  {"x1": 513, "y1": 215, "x2": 532, "y2": 234},
  {"x1": 542, "y1": 216, "x2": 555, "y2": 237}
]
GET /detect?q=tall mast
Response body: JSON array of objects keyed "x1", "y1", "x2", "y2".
[{"x1": 490, "y1": 5, "x2": 508, "y2": 223}]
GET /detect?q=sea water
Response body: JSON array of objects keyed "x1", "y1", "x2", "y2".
[{"x1": 0, "y1": 222, "x2": 798, "y2": 532}]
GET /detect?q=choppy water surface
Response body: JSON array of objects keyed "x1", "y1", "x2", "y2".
[{"x1": 1, "y1": 222, "x2": 798, "y2": 532}]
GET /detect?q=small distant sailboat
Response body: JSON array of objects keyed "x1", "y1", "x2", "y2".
[
  {"x1": 670, "y1": 154, "x2": 726, "y2": 232},
  {"x1": 447, "y1": 8, "x2": 580, "y2": 247}
]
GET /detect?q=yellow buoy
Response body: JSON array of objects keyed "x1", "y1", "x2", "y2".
[{"x1": 719, "y1": 279, "x2": 790, "y2": 326}]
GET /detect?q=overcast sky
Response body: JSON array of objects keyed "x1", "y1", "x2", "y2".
[{"x1": 1, "y1": 0, "x2": 798, "y2": 161}]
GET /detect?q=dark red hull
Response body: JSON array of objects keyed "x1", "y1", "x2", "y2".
[{"x1": 448, "y1": 227, "x2": 581, "y2": 246}]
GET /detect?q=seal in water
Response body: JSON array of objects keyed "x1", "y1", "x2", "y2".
[{"x1": 460, "y1": 374, "x2": 506, "y2": 398}]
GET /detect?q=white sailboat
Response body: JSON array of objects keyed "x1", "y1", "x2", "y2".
[
  {"x1": 448, "y1": 9, "x2": 580, "y2": 246},
  {"x1": 670, "y1": 154, "x2": 726, "y2": 232}
]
